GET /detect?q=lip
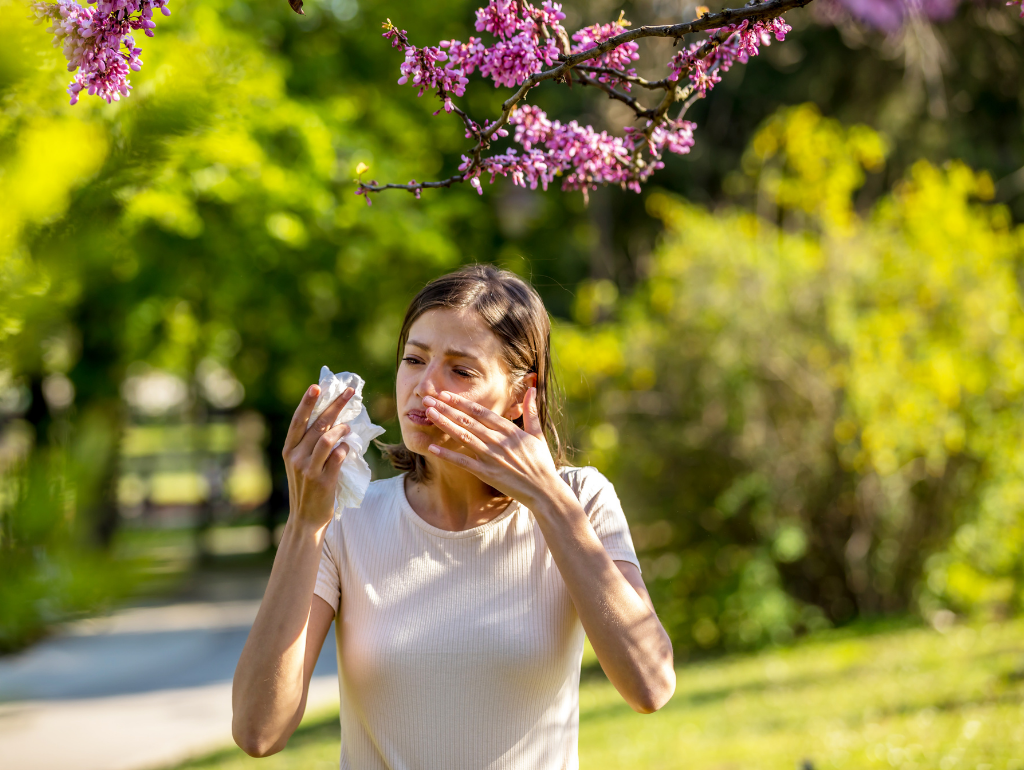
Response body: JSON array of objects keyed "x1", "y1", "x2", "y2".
[{"x1": 406, "y1": 409, "x2": 432, "y2": 426}]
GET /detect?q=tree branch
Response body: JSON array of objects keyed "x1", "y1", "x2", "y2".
[
  {"x1": 357, "y1": 0, "x2": 815, "y2": 197},
  {"x1": 572, "y1": 70, "x2": 656, "y2": 119},
  {"x1": 574, "y1": 66, "x2": 669, "y2": 91}
]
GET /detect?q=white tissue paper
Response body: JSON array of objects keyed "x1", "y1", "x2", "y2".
[{"x1": 306, "y1": 367, "x2": 386, "y2": 513}]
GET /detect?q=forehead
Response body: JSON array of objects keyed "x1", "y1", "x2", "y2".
[{"x1": 405, "y1": 307, "x2": 504, "y2": 360}]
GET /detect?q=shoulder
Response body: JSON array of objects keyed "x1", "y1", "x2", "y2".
[
  {"x1": 362, "y1": 474, "x2": 405, "y2": 507},
  {"x1": 330, "y1": 474, "x2": 405, "y2": 532},
  {"x1": 557, "y1": 465, "x2": 619, "y2": 509},
  {"x1": 557, "y1": 467, "x2": 634, "y2": 551}
]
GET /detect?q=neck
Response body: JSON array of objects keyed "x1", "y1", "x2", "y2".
[{"x1": 405, "y1": 456, "x2": 511, "y2": 532}]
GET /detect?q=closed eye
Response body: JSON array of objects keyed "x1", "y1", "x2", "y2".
[{"x1": 402, "y1": 355, "x2": 474, "y2": 378}]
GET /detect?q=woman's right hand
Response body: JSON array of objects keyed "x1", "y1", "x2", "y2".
[{"x1": 282, "y1": 383, "x2": 355, "y2": 531}]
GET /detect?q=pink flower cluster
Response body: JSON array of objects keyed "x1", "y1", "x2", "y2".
[
  {"x1": 442, "y1": 1, "x2": 567, "y2": 89},
  {"x1": 1008, "y1": 0, "x2": 1024, "y2": 17},
  {"x1": 384, "y1": 22, "x2": 469, "y2": 113},
  {"x1": 636, "y1": 120, "x2": 697, "y2": 158},
  {"x1": 387, "y1": 2, "x2": 569, "y2": 96},
  {"x1": 669, "y1": 17, "x2": 791, "y2": 97},
  {"x1": 34, "y1": 0, "x2": 169, "y2": 105},
  {"x1": 474, "y1": 0, "x2": 566, "y2": 39},
  {"x1": 459, "y1": 105, "x2": 695, "y2": 198},
  {"x1": 372, "y1": 3, "x2": 806, "y2": 200},
  {"x1": 571, "y1": 21, "x2": 640, "y2": 89}
]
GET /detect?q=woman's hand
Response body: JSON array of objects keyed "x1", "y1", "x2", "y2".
[
  {"x1": 282, "y1": 383, "x2": 355, "y2": 531},
  {"x1": 423, "y1": 387, "x2": 559, "y2": 509}
]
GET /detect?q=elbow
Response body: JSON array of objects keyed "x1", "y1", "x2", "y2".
[
  {"x1": 232, "y1": 721, "x2": 284, "y2": 758},
  {"x1": 629, "y1": 661, "x2": 676, "y2": 714},
  {"x1": 234, "y1": 734, "x2": 280, "y2": 759}
]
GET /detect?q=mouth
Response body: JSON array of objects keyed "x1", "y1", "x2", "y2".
[{"x1": 406, "y1": 409, "x2": 432, "y2": 426}]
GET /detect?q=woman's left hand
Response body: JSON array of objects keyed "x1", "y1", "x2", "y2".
[{"x1": 422, "y1": 387, "x2": 559, "y2": 508}]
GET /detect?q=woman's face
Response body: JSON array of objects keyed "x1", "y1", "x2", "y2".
[{"x1": 396, "y1": 307, "x2": 524, "y2": 459}]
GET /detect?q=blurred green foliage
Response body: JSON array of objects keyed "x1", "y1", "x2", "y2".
[
  {"x1": 559, "y1": 104, "x2": 1024, "y2": 650},
  {"x1": 0, "y1": 415, "x2": 139, "y2": 653}
]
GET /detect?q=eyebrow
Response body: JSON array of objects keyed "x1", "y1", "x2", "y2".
[{"x1": 406, "y1": 339, "x2": 481, "y2": 361}]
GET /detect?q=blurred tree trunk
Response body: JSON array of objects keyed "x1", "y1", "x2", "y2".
[
  {"x1": 264, "y1": 412, "x2": 291, "y2": 550},
  {"x1": 24, "y1": 377, "x2": 52, "y2": 450},
  {"x1": 87, "y1": 405, "x2": 123, "y2": 549}
]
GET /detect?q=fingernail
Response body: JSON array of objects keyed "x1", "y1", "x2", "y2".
[
  {"x1": 426, "y1": 407, "x2": 439, "y2": 418},
  {"x1": 307, "y1": 385, "x2": 319, "y2": 397},
  {"x1": 344, "y1": 387, "x2": 354, "y2": 398},
  {"x1": 428, "y1": 444, "x2": 441, "y2": 455},
  {"x1": 439, "y1": 392, "x2": 452, "y2": 402},
  {"x1": 422, "y1": 396, "x2": 436, "y2": 407}
]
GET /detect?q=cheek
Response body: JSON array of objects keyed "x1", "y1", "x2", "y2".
[
  {"x1": 458, "y1": 381, "x2": 512, "y2": 414},
  {"x1": 395, "y1": 368, "x2": 416, "y2": 401}
]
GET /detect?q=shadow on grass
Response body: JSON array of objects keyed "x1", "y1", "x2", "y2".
[
  {"x1": 579, "y1": 617, "x2": 940, "y2": 724},
  {"x1": 579, "y1": 666, "x2": 869, "y2": 723}
]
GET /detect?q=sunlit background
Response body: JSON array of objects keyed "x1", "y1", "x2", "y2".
[{"x1": 2, "y1": 0, "x2": 1024, "y2": 767}]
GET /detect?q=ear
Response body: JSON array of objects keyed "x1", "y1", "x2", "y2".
[{"x1": 505, "y1": 372, "x2": 538, "y2": 421}]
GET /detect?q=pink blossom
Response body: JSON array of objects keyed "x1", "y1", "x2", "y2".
[
  {"x1": 635, "y1": 120, "x2": 697, "y2": 158},
  {"x1": 34, "y1": 0, "x2": 169, "y2": 105},
  {"x1": 448, "y1": 1, "x2": 566, "y2": 88},
  {"x1": 669, "y1": 18, "x2": 791, "y2": 99},
  {"x1": 391, "y1": 2, "x2": 569, "y2": 95},
  {"x1": 474, "y1": 0, "x2": 525, "y2": 39},
  {"x1": 571, "y1": 21, "x2": 640, "y2": 89},
  {"x1": 475, "y1": 35, "x2": 561, "y2": 87},
  {"x1": 457, "y1": 104, "x2": 693, "y2": 197},
  {"x1": 397, "y1": 44, "x2": 469, "y2": 104},
  {"x1": 385, "y1": 21, "x2": 469, "y2": 111}
]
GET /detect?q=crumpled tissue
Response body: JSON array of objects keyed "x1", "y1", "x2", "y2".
[{"x1": 307, "y1": 367, "x2": 386, "y2": 513}]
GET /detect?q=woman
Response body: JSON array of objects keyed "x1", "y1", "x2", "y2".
[{"x1": 232, "y1": 265, "x2": 675, "y2": 769}]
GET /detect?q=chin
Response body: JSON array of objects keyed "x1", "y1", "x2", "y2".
[{"x1": 399, "y1": 422, "x2": 436, "y2": 456}]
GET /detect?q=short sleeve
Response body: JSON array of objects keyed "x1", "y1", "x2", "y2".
[
  {"x1": 313, "y1": 517, "x2": 341, "y2": 611},
  {"x1": 560, "y1": 466, "x2": 641, "y2": 571}
]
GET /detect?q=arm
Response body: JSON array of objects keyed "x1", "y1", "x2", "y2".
[
  {"x1": 231, "y1": 536, "x2": 336, "y2": 756},
  {"x1": 231, "y1": 383, "x2": 354, "y2": 756},
  {"x1": 421, "y1": 389, "x2": 675, "y2": 713},
  {"x1": 527, "y1": 487, "x2": 675, "y2": 713}
]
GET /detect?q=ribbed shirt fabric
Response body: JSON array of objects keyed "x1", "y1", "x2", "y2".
[{"x1": 313, "y1": 465, "x2": 640, "y2": 770}]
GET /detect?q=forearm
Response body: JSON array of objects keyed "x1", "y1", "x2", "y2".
[
  {"x1": 531, "y1": 484, "x2": 675, "y2": 713},
  {"x1": 231, "y1": 518, "x2": 329, "y2": 754}
]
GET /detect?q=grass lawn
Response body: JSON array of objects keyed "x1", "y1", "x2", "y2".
[{"x1": 173, "y1": 618, "x2": 1024, "y2": 770}]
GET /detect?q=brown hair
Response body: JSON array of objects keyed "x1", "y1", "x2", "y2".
[{"x1": 378, "y1": 264, "x2": 567, "y2": 483}]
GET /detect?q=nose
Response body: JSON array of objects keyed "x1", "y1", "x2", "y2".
[{"x1": 413, "y1": 360, "x2": 442, "y2": 401}]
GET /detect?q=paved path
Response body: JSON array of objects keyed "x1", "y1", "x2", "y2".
[{"x1": 0, "y1": 591, "x2": 339, "y2": 770}]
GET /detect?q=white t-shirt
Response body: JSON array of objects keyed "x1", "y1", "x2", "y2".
[{"x1": 313, "y1": 465, "x2": 640, "y2": 770}]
